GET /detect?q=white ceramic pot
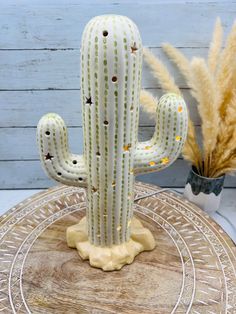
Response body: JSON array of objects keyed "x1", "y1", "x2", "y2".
[{"x1": 184, "y1": 167, "x2": 225, "y2": 214}]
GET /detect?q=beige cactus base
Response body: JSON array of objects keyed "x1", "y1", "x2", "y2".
[{"x1": 67, "y1": 216, "x2": 155, "y2": 271}]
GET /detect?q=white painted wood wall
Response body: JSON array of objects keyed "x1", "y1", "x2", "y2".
[{"x1": 1, "y1": 0, "x2": 236, "y2": 189}]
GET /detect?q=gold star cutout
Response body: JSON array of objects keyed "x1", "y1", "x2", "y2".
[
  {"x1": 161, "y1": 157, "x2": 169, "y2": 165},
  {"x1": 123, "y1": 143, "x2": 131, "y2": 151},
  {"x1": 85, "y1": 96, "x2": 92, "y2": 105},
  {"x1": 178, "y1": 105, "x2": 183, "y2": 112},
  {"x1": 92, "y1": 186, "x2": 98, "y2": 193},
  {"x1": 45, "y1": 153, "x2": 53, "y2": 160},
  {"x1": 131, "y1": 42, "x2": 138, "y2": 53},
  {"x1": 149, "y1": 161, "x2": 156, "y2": 166}
]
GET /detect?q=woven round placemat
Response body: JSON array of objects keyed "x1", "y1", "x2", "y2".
[{"x1": 0, "y1": 182, "x2": 235, "y2": 313}]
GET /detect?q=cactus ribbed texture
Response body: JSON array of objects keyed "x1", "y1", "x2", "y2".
[{"x1": 37, "y1": 15, "x2": 188, "y2": 270}]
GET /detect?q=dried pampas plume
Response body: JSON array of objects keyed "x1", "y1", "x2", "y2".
[
  {"x1": 208, "y1": 17, "x2": 223, "y2": 74},
  {"x1": 182, "y1": 119, "x2": 203, "y2": 175},
  {"x1": 190, "y1": 57, "x2": 221, "y2": 177},
  {"x1": 141, "y1": 17, "x2": 236, "y2": 177},
  {"x1": 143, "y1": 47, "x2": 180, "y2": 95},
  {"x1": 140, "y1": 89, "x2": 158, "y2": 117},
  {"x1": 162, "y1": 43, "x2": 191, "y2": 82}
]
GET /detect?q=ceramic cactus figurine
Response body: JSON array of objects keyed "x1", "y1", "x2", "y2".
[{"x1": 37, "y1": 15, "x2": 188, "y2": 271}]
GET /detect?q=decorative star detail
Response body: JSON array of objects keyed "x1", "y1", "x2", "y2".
[
  {"x1": 45, "y1": 153, "x2": 54, "y2": 160},
  {"x1": 178, "y1": 105, "x2": 183, "y2": 112},
  {"x1": 131, "y1": 42, "x2": 138, "y2": 53},
  {"x1": 92, "y1": 186, "x2": 98, "y2": 193},
  {"x1": 149, "y1": 161, "x2": 156, "y2": 166},
  {"x1": 161, "y1": 157, "x2": 169, "y2": 165},
  {"x1": 85, "y1": 96, "x2": 92, "y2": 105},
  {"x1": 123, "y1": 143, "x2": 132, "y2": 151},
  {"x1": 117, "y1": 225, "x2": 122, "y2": 231}
]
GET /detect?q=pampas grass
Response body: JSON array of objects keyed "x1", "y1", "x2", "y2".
[
  {"x1": 182, "y1": 119, "x2": 203, "y2": 174},
  {"x1": 141, "y1": 18, "x2": 236, "y2": 178},
  {"x1": 140, "y1": 89, "x2": 158, "y2": 116},
  {"x1": 162, "y1": 43, "x2": 191, "y2": 81},
  {"x1": 208, "y1": 17, "x2": 223, "y2": 74},
  {"x1": 190, "y1": 58, "x2": 222, "y2": 176},
  {"x1": 143, "y1": 47, "x2": 181, "y2": 95}
]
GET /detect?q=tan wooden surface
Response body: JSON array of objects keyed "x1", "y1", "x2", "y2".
[{"x1": 0, "y1": 182, "x2": 236, "y2": 313}]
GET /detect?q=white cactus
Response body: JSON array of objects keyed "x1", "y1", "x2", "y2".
[{"x1": 37, "y1": 15, "x2": 188, "y2": 270}]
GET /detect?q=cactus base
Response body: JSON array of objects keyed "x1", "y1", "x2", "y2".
[{"x1": 67, "y1": 216, "x2": 155, "y2": 271}]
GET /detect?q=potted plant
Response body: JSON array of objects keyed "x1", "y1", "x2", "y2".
[{"x1": 140, "y1": 18, "x2": 236, "y2": 213}]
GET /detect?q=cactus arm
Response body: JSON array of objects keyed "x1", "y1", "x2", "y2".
[
  {"x1": 37, "y1": 113, "x2": 87, "y2": 187},
  {"x1": 134, "y1": 93, "x2": 188, "y2": 175}
]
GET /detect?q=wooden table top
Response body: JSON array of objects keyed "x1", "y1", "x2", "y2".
[{"x1": 0, "y1": 182, "x2": 235, "y2": 313}]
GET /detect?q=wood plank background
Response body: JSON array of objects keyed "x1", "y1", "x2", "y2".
[{"x1": 0, "y1": 0, "x2": 236, "y2": 189}]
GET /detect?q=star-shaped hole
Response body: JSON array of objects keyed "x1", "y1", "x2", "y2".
[
  {"x1": 92, "y1": 186, "x2": 98, "y2": 193},
  {"x1": 178, "y1": 105, "x2": 183, "y2": 112},
  {"x1": 45, "y1": 153, "x2": 54, "y2": 160},
  {"x1": 131, "y1": 42, "x2": 138, "y2": 54},
  {"x1": 161, "y1": 157, "x2": 169, "y2": 165},
  {"x1": 85, "y1": 96, "x2": 92, "y2": 105},
  {"x1": 123, "y1": 143, "x2": 132, "y2": 151}
]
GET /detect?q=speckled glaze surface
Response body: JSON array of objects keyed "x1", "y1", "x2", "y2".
[{"x1": 37, "y1": 15, "x2": 188, "y2": 252}]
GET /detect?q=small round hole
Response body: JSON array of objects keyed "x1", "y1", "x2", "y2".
[
  {"x1": 104, "y1": 121, "x2": 109, "y2": 126},
  {"x1": 112, "y1": 76, "x2": 117, "y2": 82},
  {"x1": 57, "y1": 172, "x2": 62, "y2": 176},
  {"x1": 45, "y1": 131, "x2": 50, "y2": 136},
  {"x1": 103, "y1": 30, "x2": 108, "y2": 37},
  {"x1": 78, "y1": 177, "x2": 83, "y2": 181},
  {"x1": 72, "y1": 160, "x2": 77, "y2": 164}
]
